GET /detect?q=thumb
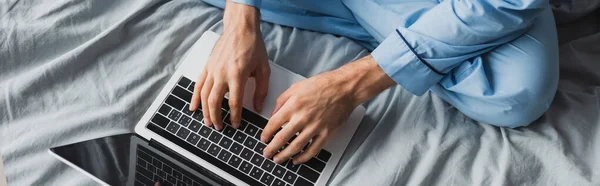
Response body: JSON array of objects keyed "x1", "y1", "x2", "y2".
[{"x1": 253, "y1": 66, "x2": 270, "y2": 112}]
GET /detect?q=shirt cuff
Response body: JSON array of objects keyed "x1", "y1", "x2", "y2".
[
  {"x1": 231, "y1": 0, "x2": 262, "y2": 8},
  {"x1": 371, "y1": 29, "x2": 444, "y2": 96}
]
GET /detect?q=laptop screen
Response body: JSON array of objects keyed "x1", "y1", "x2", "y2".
[{"x1": 50, "y1": 134, "x2": 233, "y2": 186}]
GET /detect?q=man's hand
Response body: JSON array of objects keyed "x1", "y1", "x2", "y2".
[
  {"x1": 189, "y1": 1, "x2": 270, "y2": 131},
  {"x1": 261, "y1": 55, "x2": 396, "y2": 164}
]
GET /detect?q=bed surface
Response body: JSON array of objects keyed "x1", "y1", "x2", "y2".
[{"x1": 1, "y1": 0, "x2": 599, "y2": 185}]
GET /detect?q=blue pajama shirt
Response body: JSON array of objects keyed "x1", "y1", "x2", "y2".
[{"x1": 203, "y1": 0, "x2": 559, "y2": 128}]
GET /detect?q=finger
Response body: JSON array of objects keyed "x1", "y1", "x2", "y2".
[
  {"x1": 292, "y1": 130, "x2": 329, "y2": 164},
  {"x1": 261, "y1": 102, "x2": 292, "y2": 143},
  {"x1": 272, "y1": 125, "x2": 315, "y2": 164},
  {"x1": 263, "y1": 116, "x2": 303, "y2": 162},
  {"x1": 228, "y1": 78, "x2": 246, "y2": 129},
  {"x1": 271, "y1": 88, "x2": 293, "y2": 116},
  {"x1": 253, "y1": 66, "x2": 270, "y2": 112},
  {"x1": 190, "y1": 69, "x2": 208, "y2": 111},
  {"x1": 154, "y1": 182, "x2": 161, "y2": 186},
  {"x1": 208, "y1": 82, "x2": 227, "y2": 130},
  {"x1": 201, "y1": 77, "x2": 213, "y2": 127}
]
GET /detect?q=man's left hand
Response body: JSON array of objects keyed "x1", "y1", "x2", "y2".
[{"x1": 260, "y1": 55, "x2": 396, "y2": 165}]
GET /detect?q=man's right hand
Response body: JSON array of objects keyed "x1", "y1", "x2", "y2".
[{"x1": 189, "y1": 1, "x2": 270, "y2": 131}]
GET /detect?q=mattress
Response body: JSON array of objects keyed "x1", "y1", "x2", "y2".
[{"x1": 1, "y1": 0, "x2": 598, "y2": 185}]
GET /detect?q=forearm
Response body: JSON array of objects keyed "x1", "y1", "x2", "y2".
[{"x1": 335, "y1": 55, "x2": 397, "y2": 106}]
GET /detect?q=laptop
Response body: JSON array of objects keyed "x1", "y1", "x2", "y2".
[{"x1": 49, "y1": 31, "x2": 366, "y2": 186}]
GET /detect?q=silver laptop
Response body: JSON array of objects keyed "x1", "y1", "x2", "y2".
[{"x1": 49, "y1": 31, "x2": 366, "y2": 186}]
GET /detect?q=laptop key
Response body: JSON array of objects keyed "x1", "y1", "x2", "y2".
[
  {"x1": 304, "y1": 158, "x2": 325, "y2": 172},
  {"x1": 261, "y1": 159, "x2": 276, "y2": 172},
  {"x1": 165, "y1": 95, "x2": 185, "y2": 110},
  {"x1": 254, "y1": 129, "x2": 262, "y2": 140},
  {"x1": 166, "y1": 175, "x2": 176, "y2": 184},
  {"x1": 186, "y1": 133, "x2": 200, "y2": 145},
  {"x1": 151, "y1": 114, "x2": 170, "y2": 128},
  {"x1": 254, "y1": 142, "x2": 266, "y2": 154},
  {"x1": 250, "y1": 153, "x2": 265, "y2": 166},
  {"x1": 217, "y1": 150, "x2": 232, "y2": 162},
  {"x1": 297, "y1": 165, "x2": 319, "y2": 183},
  {"x1": 198, "y1": 125, "x2": 212, "y2": 138},
  {"x1": 218, "y1": 137, "x2": 233, "y2": 149},
  {"x1": 197, "y1": 138, "x2": 210, "y2": 150},
  {"x1": 244, "y1": 124, "x2": 258, "y2": 137},
  {"x1": 208, "y1": 132, "x2": 223, "y2": 143},
  {"x1": 173, "y1": 170, "x2": 182, "y2": 180},
  {"x1": 273, "y1": 165, "x2": 286, "y2": 178},
  {"x1": 233, "y1": 131, "x2": 247, "y2": 144},
  {"x1": 222, "y1": 126, "x2": 236, "y2": 138},
  {"x1": 173, "y1": 85, "x2": 192, "y2": 102},
  {"x1": 178, "y1": 115, "x2": 192, "y2": 127},
  {"x1": 240, "y1": 161, "x2": 253, "y2": 174},
  {"x1": 192, "y1": 111, "x2": 203, "y2": 121},
  {"x1": 241, "y1": 109, "x2": 268, "y2": 129},
  {"x1": 260, "y1": 173, "x2": 275, "y2": 185},
  {"x1": 229, "y1": 142, "x2": 243, "y2": 155},
  {"x1": 176, "y1": 128, "x2": 190, "y2": 139},
  {"x1": 188, "y1": 121, "x2": 201, "y2": 133},
  {"x1": 187, "y1": 82, "x2": 195, "y2": 92},
  {"x1": 239, "y1": 120, "x2": 249, "y2": 130},
  {"x1": 228, "y1": 156, "x2": 242, "y2": 168},
  {"x1": 207, "y1": 144, "x2": 221, "y2": 157},
  {"x1": 294, "y1": 176, "x2": 314, "y2": 186},
  {"x1": 182, "y1": 104, "x2": 194, "y2": 116},
  {"x1": 136, "y1": 165, "x2": 153, "y2": 178},
  {"x1": 168, "y1": 110, "x2": 182, "y2": 121},
  {"x1": 243, "y1": 137, "x2": 258, "y2": 149},
  {"x1": 240, "y1": 148, "x2": 254, "y2": 161},
  {"x1": 282, "y1": 171, "x2": 297, "y2": 184},
  {"x1": 166, "y1": 122, "x2": 180, "y2": 134},
  {"x1": 178, "y1": 77, "x2": 192, "y2": 88},
  {"x1": 223, "y1": 114, "x2": 231, "y2": 125},
  {"x1": 317, "y1": 150, "x2": 332, "y2": 162},
  {"x1": 272, "y1": 178, "x2": 286, "y2": 186},
  {"x1": 249, "y1": 166, "x2": 264, "y2": 180},
  {"x1": 285, "y1": 160, "x2": 300, "y2": 172}
]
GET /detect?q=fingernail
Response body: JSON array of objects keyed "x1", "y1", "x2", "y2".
[
  {"x1": 233, "y1": 123, "x2": 240, "y2": 129},
  {"x1": 293, "y1": 160, "x2": 299, "y2": 165},
  {"x1": 263, "y1": 151, "x2": 272, "y2": 159},
  {"x1": 273, "y1": 157, "x2": 281, "y2": 164},
  {"x1": 260, "y1": 136, "x2": 267, "y2": 143}
]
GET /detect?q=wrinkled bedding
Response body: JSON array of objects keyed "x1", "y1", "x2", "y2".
[{"x1": 1, "y1": 0, "x2": 599, "y2": 185}]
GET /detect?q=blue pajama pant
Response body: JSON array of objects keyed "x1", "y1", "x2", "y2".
[{"x1": 203, "y1": 0, "x2": 559, "y2": 128}]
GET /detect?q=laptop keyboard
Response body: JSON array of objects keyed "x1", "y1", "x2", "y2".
[
  {"x1": 135, "y1": 145, "x2": 212, "y2": 186},
  {"x1": 146, "y1": 76, "x2": 333, "y2": 186}
]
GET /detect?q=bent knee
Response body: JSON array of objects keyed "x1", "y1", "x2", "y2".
[{"x1": 466, "y1": 88, "x2": 556, "y2": 128}]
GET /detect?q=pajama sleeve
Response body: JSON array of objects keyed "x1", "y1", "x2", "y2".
[
  {"x1": 231, "y1": 0, "x2": 262, "y2": 8},
  {"x1": 371, "y1": 0, "x2": 547, "y2": 95}
]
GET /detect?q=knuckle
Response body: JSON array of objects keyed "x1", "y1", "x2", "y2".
[
  {"x1": 228, "y1": 68, "x2": 242, "y2": 79},
  {"x1": 201, "y1": 88, "x2": 211, "y2": 97},
  {"x1": 288, "y1": 142, "x2": 303, "y2": 151},
  {"x1": 208, "y1": 96, "x2": 219, "y2": 105},
  {"x1": 274, "y1": 134, "x2": 288, "y2": 143},
  {"x1": 229, "y1": 99, "x2": 241, "y2": 108}
]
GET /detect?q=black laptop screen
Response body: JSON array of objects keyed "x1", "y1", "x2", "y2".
[{"x1": 50, "y1": 134, "x2": 231, "y2": 186}]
